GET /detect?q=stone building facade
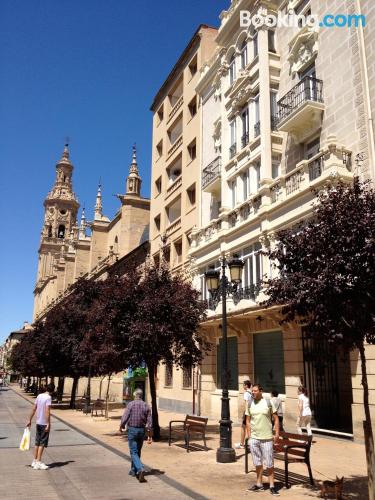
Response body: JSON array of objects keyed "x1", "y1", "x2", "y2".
[{"x1": 150, "y1": 0, "x2": 375, "y2": 440}]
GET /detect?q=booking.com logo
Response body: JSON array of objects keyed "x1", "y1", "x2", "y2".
[{"x1": 240, "y1": 11, "x2": 366, "y2": 28}]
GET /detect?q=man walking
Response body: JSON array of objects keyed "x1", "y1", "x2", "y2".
[
  {"x1": 246, "y1": 384, "x2": 280, "y2": 496},
  {"x1": 119, "y1": 388, "x2": 152, "y2": 482},
  {"x1": 27, "y1": 383, "x2": 54, "y2": 470},
  {"x1": 235, "y1": 380, "x2": 252, "y2": 449}
]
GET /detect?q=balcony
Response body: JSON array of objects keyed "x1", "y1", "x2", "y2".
[
  {"x1": 165, "y1": 217, "x2": 181, "y2": 237},
  {"x1": 241, "y1": 133, "x2": 249, "y2": 149},
  {"x1": 168, "y1": 96, "x2": 183, "y2": 123},
  {"x1": 165, "y1": 175, "x2": 182, "y2": 200},
  {"x1": 202, "y1": 157, "x2": 221, "y2": 192},
  {"x1": 167, "y1": 135, "x2": 182, "y2": 158},
  {"x1": 190, "y1": 140, "x2": 352, "y2": 254},
  {"x1": 276, "y1": 76, "x2": 324, "y2": 143},
  {"x1": 204, "y1": 282, "x2": 261, "y2": 311}
]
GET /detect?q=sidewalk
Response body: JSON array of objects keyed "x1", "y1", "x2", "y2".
[{"x1": 14, "y1": 386, "x2": 368, "y2": 499}]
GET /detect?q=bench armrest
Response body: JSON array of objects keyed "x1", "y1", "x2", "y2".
[{"x1": 169, "y1": 420, "x2": 186, "y2": 426}]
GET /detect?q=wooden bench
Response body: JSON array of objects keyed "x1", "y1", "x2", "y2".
[
  {"x1": 91, "y1": 399, "x2": 105, "y2": 417},
  {"x1": 245, "y1": 431, "x2": 313, "y2": 488},
  {"x1": 169, "y1": 415, "x2": 208, "y2": 452}
]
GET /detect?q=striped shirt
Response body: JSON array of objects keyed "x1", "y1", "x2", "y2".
[{"x1": 120, "y1": 399, "x2": 152, "y2": 430}]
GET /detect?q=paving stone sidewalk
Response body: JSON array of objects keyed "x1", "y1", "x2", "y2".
[{"x1": 8, "y1": 386, "x2": 369, "y2": 499}]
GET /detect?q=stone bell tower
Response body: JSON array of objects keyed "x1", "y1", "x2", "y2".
[{"x1": 33, "y1": 144, "x2": 80, "y2": 320}]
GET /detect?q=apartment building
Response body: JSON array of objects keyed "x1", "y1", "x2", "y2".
[
  {"x1": 188, "y1": 0, "x2": 375, "y2": 441},
  {"x1": 149, "y1": 25, "x2": 217, "y2": 413}
]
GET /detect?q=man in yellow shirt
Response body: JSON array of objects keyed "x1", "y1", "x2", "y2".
[{"x1": 246, "y1": 384, "x2": 280, "y2": 496}]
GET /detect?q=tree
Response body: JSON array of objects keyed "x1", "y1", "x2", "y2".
[
  {"x1": 115, "y1": 263, "x2": 209, "y2": 439},
  {"x1": 264, "y1": 178, "x2": 375, "y2": 498}
]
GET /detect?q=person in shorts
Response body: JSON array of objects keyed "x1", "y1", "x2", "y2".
[
  {"x1": 246, "y1": 384, "x2": 280, "y2": 496},
  {"x1": 235, "y1": 380, "x2": 252, "y2": 449},
  {"x1": 27, "y1": 383, "x2": 54, "y2": 470}
]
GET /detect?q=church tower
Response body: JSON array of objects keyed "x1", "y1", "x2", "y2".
[{"x1": 33, "y1": 145, "x2": 80, "y2": 320}]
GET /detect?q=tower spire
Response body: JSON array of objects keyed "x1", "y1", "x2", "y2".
[
  {"x1": 79, "y1": 206, "x2": 86, "y2": 239},
  {"x1": 94, "y1": 181, "x2": 103, "y2": 220},
  {"x1": 125, "y1": 144, "x2": 142, "y2": 196}
]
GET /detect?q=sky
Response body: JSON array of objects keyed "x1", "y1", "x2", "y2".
[{"x1": 0, "y1": 0, "x2": 229, "y2": 343}]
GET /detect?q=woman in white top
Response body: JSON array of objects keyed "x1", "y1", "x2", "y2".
[{"x1": 297, "y1": 386, "x2": 312, "y2": 436}]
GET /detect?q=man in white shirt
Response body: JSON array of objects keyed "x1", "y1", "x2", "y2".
[
  {"x1": 235, "y1": 380, "x2": 252, "y2": 449},
  {"x1": 27, "y1": 383, "x2": 54, "y2": 470}
]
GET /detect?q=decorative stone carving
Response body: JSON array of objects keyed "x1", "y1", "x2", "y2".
[{"x1": 288, "y1": 26, "x2": 319, "y2": 76}]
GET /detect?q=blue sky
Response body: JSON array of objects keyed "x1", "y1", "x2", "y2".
[{"x1": 0, "y1": 0, "x2": 229, "y2": 343}]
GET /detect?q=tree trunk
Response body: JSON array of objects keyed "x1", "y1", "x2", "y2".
[
  {"x1": 57, "y1": 377, "x2": 65, "y2": 403},
  {"x1": 148, "y1": 362, "x2": 160, "y2": 441},
  {"x1": 105, "y1": 374, "x2": 112, "y2": 419},
  {"x1": 99, "y1": 376, "x2": 105, "y2": 400},
  {"x1": 69, "y1": 376, "x2": 79, "y2": 409},
  {"x1": 359, "y1": 342, "x2": 375, "y2": 500}
]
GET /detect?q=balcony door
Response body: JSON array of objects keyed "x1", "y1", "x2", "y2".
[{"x1": 299, "y1": 64, "x2": 317, "y2": 101}]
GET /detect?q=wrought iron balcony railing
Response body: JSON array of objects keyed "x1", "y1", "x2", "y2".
[
  {"x1": 277, "y1": 76, "x2": 323, "y2": 125},
  {"x1": 202, "y1": 156, "x2": 222, "y2": 189},
  {"x1": 204, "y1": 282, "x2": 261, "y2": 311}
]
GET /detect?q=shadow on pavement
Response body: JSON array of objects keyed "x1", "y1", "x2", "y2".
[
  {"x1": 47, "y1": 460, "x2": 76, "y2": 468},
  {"x1": 146, "y1": 468, "x2": 165, "y2": 476}
]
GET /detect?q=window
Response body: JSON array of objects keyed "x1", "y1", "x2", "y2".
[
  {"x1": 157, "y1": 105, "x2": 164, "y2": 123},
  {"x1": 272, "y1": 162, "x2": 280, "y2": 179},
  {"x1": 154, "y1": 253, "x2": 160, "y2": 268},
  {"x1": 242, "y1": 169, "x2": 249, "y2": 201},
  {"x1": 58, "y1": 225, "x2": 65, "y2": 239},
  {"x1": 242, "y1": 242, "x2": 263, "y2": 290},
  {"x1": 188, "y1": 55, "x2": 198, "y2": 78},
  {"x1": 182, "y1": 365, "x2": 192, "y2": 388},
  {"x1": 268, "y1": 30, "x2": 276, "y2": 53},
  {"x1": 270, "y1": 92, "x2": 277, "y2": 130},
  {"x1": 167, "y1": 155, "x2": 182, "y2": 185},
  {"x1": 166, "y1": 196, "x2": 181, "y2": 224},
  {"x1": 255, "y1": 162, "x2": 261, "y2": 190},
  {"x1": 155, "y1": 176, "x2": 162, "y2": 196},
  {"x1": 174, "y1": 239, "x2": 182, "y2": 265},
  {"x1": 188, "y1": 139, "x2": 197, "y2": 161},
  {"x1": 217, "y1": 337, "x2": 238, "y2": 390},
  {"x1": 253, "y1": 331, "x2": 285, "y2": 394},
  {"x1": 240, "y1": 39, "x2": 248, "y2": 69},
  {"x1": 163, "y1": 245, "x2": 170, "y2": 265},
  {"x1": 230, "y1": 178, "x2": 237, "y2": 208},
  {"x1": 47, "y1": 225, "x2": 52, "y2": 237},
  {"x1": 154, "y1": 214, "x2": 161, "y2": 232},
  {"x1": 165, "y1": 362, "x2": 173, "y2": 387},
  {"x1": 241, "y1": 107, "x2": 249, "y2": 148},
  {"x1": 254, "y1": 95, "x2": 260, "y2": 137},
  {"x1": 168, "y1": 116, "x2": 183, "y2": 146},
  {"x1": 305, "y1": 137, "x2": 320, "y2": 159},
  {"x1": 168, "y1": 78, "x2": 183, "y2": 107},
  {"x1": 229, "y1": 120, "x2": 237, "y2": 158},
  {"x1": 188, "y1": 96, "x2": 197, "y2": 119},
  {"x1": 156, "y1": 140, "x2": 163, "y2": 158},
  {"x1": 253, "y1": 33, "x2": 258, "y2": 58},
  {"x1": 229, "y1": 52, "x2": 236, "y2": 85},
  {"x1": 187, "y1": 183, "x2": 196, "y2": 206}
]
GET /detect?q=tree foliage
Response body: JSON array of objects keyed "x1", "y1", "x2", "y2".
[{"x1": 264, "y1": 178, "x2": 375, "y2": 497}]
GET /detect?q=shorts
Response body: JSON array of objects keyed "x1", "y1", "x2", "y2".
[
  {"x1": 35, "y1": 424, "x2": 49, "y2": 447},
  {"x1": 249, "y1": 438, "x2": 274, "y2": 468}
]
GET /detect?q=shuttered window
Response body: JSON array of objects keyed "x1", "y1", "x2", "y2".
[{"x1": 253, "y1": 331, "x2": 285, "y2": 394}]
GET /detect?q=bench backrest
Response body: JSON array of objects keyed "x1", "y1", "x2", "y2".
[
  {"x1": 275, "y1": 431, "x2": 312, "y2": 458},
  {"x1": 185, "y1": 415, "x2": 208, "y2": 427}
]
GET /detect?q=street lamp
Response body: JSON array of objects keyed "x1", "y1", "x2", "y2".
[{"x1": 205, "y1": 254, "x2": 244, "y2": 463}]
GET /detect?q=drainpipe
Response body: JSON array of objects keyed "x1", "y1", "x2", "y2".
[{"x1": 355, "y1": 0, "x2": 375, "y2": 180}]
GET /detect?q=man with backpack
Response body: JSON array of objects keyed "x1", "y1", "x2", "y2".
[{"x1": 246, "y1": 384, "x2": 280, "y2": 496}]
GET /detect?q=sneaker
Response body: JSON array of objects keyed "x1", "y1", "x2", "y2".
[
  {"x1": 31, "y1": 459, "x2": 38, "y2": 468},
  {"x1": 235, "y1": 442, "x2": 245, "y2": 449},
  {"x1": 270, "y1": 487, "x2": 280, "y2": 496},
  {"x1": 248, "y1": 485, "x2": 264, "y2": 492},
  {"x1": 36, "y1": 462, "x2": 49, "y2": 470}
]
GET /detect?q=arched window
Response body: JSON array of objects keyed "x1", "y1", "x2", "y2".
[
  {"x1": 114, "y1": 236, "x2": 119, "y2": 254},
  {"x1": 47, "y1": 225, "x2": 52, "y2": 237},
  {"x1": 240, "y1": 39, "x2": 248, "y2": 68},
  {"x1": 229, "y1": 52, "x2": 236, "y2": 85},
  {"x1": 58, "y1": 225, "x2": 65, "y2": 239}
]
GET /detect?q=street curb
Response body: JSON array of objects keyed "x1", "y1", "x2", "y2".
[{"x1": 11, "y1": 387, "x2": 209, "y2": 500}]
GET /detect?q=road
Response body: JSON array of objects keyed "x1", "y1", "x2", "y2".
[{"x1": 0, "y1": 388, "x2": 200, "y2": 500}]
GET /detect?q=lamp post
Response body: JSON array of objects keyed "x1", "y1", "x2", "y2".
[{"x1": 205, "y1": 255, "x2": 244, "y2": 463}]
